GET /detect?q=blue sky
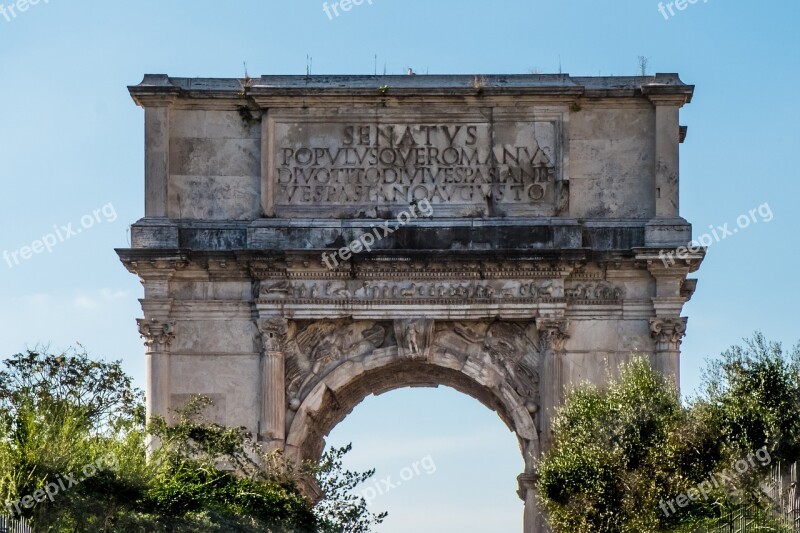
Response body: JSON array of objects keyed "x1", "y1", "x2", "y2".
[{"x1": 1, "y1": 1, "x2": 798, "y2": 531}]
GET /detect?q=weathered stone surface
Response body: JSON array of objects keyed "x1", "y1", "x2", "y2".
[
  {"x1": 169, "y1": 175, "x2": 261, "y2": 220},
  {"x1": 170, "y1": 319, "x2": 258, "y2": 354},
  {"x1": 170, "y1": 109, "x2": 260, "y2": 140},
  {"x1": 131, "y1": 221, "x2": 179, "y2": 248},
  {"x1": 120, "y1": 73, "x2": 703, "y2": 533},
  {"x1": 170, "y1": 355, "x2": 260, "y2": 430}
]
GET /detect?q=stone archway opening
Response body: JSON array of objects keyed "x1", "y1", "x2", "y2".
[
  {"x1": 286, "y1": 358, "x2": 535, "y2": 464},
  {"x1": 282, "y1": 339, "x2": 545, "y2": 531},
  {"x1": 324, "y1": 385, "x2": 527, "y2": 532}
]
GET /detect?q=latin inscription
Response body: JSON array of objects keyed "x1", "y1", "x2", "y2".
[{"x1": 272, "y1": 122, "x2": 559, "y2": 209}]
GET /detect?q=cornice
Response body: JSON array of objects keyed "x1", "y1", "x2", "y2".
[{"x1": 127, "y1": 73, "x2": 694, "y2": 108}]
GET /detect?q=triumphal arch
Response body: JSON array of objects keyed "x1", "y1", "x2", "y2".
[{"x1": 119, "y1": 73, "x2": 702, "y2": 531}]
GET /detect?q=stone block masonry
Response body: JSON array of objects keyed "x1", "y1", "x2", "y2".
[{"x1": 120, "y1": 73, "x2": 703, "y2": 533}]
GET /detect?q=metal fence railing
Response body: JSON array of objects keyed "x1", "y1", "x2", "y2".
[
  {"x1": 698, "y1": 461, "x2": 800, "y2": 532},
  {"x1": 0, "y1": 514, "x2": 33, "y2": 533}
]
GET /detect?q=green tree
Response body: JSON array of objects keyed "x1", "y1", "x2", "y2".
[
  {"x1": 538, "y1": 335, "x2": 799, "y2": 533},
  {"x1": 702, "y1": 333, "x2": 800, "y2": 465},
  {"x1": 537, "y1": 358, "x2": 686, "y2": 532},
  {"x1": 0, "y1": 347, "x2": 149, "y2": 529},
  {"x1": 0, "y1": 347, "x2": 385, "y2": 532},
  {"x1": 314, "y1": 444, "x2": 388, "y2": 533}
]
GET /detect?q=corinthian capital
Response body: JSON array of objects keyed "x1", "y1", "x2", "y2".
[
  {"x1": 536, "y1": 318, "x2": 570, "y2": 353},
  {"x1": 649, "y1": 317, "x2": 688, "y2": 350},
  {"x1": 137, "y1": 318, "x2": 175, "y2": 348},
  {"x1": 257, "y1": 317, "x2": 289, "y2": 353}
]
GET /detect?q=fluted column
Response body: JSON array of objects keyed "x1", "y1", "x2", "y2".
[
  {"x1": 536, "y1": 318, "x2": 569, "y2": 454},
  {"x1": 257, "y1": 317, "x2": 288, "y2": 451},
  {"x1": 137, "y1": 318, "x2": 175, "y2": 426},
  {"x1": 649, "y1": 317, "x2": 687, "y2": 385}
]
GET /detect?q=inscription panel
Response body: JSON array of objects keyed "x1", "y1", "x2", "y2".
[{"x1": 266, "y1": 111, "x2": 565, "y2": 218}]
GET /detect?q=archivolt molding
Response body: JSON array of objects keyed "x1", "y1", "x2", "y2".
[{"x1": 283, "y1": 318, "x2": 544, "y2": 469}]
